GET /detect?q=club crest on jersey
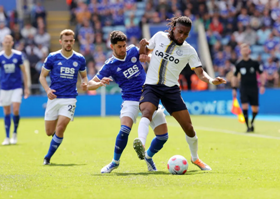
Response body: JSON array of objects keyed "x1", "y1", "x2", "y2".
[
  {"x1": 73, "y1": 61, "x2": 78, "y2": 67},
  {"x1": 176, "y1": 49, "x2": 183, "y2": 56},
  {"x1": 2, "y1": 60, "x2": 5, "y2": 64},
  {"x1": 131, "y1": 57, "x2": 137, "y2": 63},
  {"x1": 13, "y1": 58, "x2": 18, "y2": 63},
  {"x1": 160, "y1": 43, "x2": 164, "y2": 47}
]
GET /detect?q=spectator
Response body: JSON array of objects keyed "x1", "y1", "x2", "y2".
[
  {"x1": 34, "y1": 27, "x2": 50, "y2": 48},
  {"x1": 0, "y1": 6, "x2": 8, "y2": 23},
  {"x1": 263, "y1": 57, "x2": 279, "y2": 87},
  {"x1": 21, "y1": 21, "x2": 37, "y2": 39},
  {"x1": 0, "y1": 21, "x2": 11, "y2": 49}
]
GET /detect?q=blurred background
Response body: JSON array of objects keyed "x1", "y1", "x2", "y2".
[{"x1": 0, "y1": 0, "x2": 279, "y2": 118}]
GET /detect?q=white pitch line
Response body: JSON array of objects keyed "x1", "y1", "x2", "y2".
[{"x1": 168, "y1": 123, "x2": 280, "y2": 140}]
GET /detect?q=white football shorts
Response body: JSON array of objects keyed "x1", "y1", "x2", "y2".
[
  {"x1": 0, "y1": 88, "x2": 23, "y2": 106},
  {"x1": 120, "y1": 100, "x2": 166, "y2": 129},
  {"x1": 44, "y1": 98, "x2": 77, "y2": 121}
]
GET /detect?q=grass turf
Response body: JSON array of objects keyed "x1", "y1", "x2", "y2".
[{"x1": 0, "y1": 116, "x2": 280, "y2": 199}]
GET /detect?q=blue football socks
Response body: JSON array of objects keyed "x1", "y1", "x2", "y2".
[
  {"x1": 45, "y1": 134, "x2": 63, "y2": 159},
  {"x1": 147, "y1": 133, "x2": 169, "y2": 158},
  {"x1": 113, "y1": 125, "x2": 131, "y2": 161},
  {"x1": 13, "y1": 115, "x2": 20, "y2": 133},
  {"x1": 4, "y1": 114, "x2": 11, "y2": 138}
]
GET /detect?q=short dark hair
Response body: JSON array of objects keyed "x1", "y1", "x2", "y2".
[
  {"x1": 167, "y1": 16, "x2": 192, "y2": 36},
  {"x1": 110, "y1": 31, "x2": 127, "y2": 44}
]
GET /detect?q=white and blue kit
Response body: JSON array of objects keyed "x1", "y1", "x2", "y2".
[
  {"x1": 43, "y1": 50, "x2": 86, "y2": 121},
  {"x1": 0, "y1": 50, "x2": 24, "y2": 106},
  {"x1": 96, "y1": 44, "x2": 166, "y2": 129}
]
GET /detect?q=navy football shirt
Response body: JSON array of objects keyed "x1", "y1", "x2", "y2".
[
  {"x1": 43, "y1": 50, "x2": 86, "y2": 98},
  {"x1": 0, "y1": 49, "x2": 24, "y2": 90},
  {"x1": 96, "y1": 45, "x2": 146, "y2": 101}
]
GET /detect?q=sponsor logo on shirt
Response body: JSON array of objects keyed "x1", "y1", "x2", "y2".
[
  {"x1": 60, "y1": 67, "x2": 75, "y2": 79},
  {"x1": 117, "y1": 67, "x2": 121, "y2": 72},
  {"x1": 154, "y1": 50, "x2": 180, "y2": 64},
  {"x1": 123, "y1": 65, "x2": 139, "y2": 79},
  {"x1": 58, "y1": 62, "x2": 62, "y2": 65}
]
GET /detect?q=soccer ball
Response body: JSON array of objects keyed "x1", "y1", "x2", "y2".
[{"x1": 167, "y1": 155, "x2": 188, "y2": 175}]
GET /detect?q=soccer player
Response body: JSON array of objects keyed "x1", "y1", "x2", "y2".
[
  {"x1": 39, "y1": 29, "x2": 88, "y2": 165},
  {"x1": 87, "y1": 31, "x2": 168, "y2": 173},
  {"x1": 231, "y1": 43, "x2": 265, "y2": 132},
  {"x1": 135, "y1": 16, "x2": 226, "y2": 171},
  {"x1": 0, "y1": 35, "x2": 29, "y2": 145}
]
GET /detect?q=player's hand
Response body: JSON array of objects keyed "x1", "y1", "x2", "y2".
[
  {"x1": 212, "y1": 77, "x2": 227, "y2": 85},
  {"x1": 260, "y1": 86, "x2": 265, "y2": 94},
  {"x1": 81, "y1": 82, "x2": 87, "y2": 91},
  {"x1": 100, "y1": 77, "x2": 112, "y2": 86},
  {"x1": 139, "y1": 54, "x2": 150, "y2": 63},
  {"x1": 47, "y1": 88, "x2": 57, "y2": 100},
  {"x1": 24, "y1": 88, "x2": 30, "y2": 99},
  {"x1": 232, "y1": 89, "x2": 237, "y2": 98},
  {"x1": 139, "y1": 38, "x2": 149, "y2": 47}
]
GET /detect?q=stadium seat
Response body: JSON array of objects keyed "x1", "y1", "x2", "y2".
[
  {"x1": 261, "y1": 53, "x2": 271, "y2": 61},
  {"x1": 136, "y1": 2, "x2": 145, "y2": 9},
  {"x1": 114, "y1": 25, "x2": 126, "y2": 33},
  {"x1": 251, "y1": 45, "x2": 264, "y2": 54}
]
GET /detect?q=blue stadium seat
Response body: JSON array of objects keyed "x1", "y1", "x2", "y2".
[
  {"x1": 250, "y1": 53, "x2": 259, "y2": 60},
  {"x1": 113, "y1": 25, "x2": 126, "y2": 33},
  {"x1": 137, "y1": 2, "x2": 145, "y2": 9},
  {"x1": 103, "y1": 26, "x2": 114, "y2": 40},
  {"x1": 251, "y1": 45, "x2": 264, "y2": 54},
  {"x1": 261, "y1": 53, "x2": 271, "y2": 61}
]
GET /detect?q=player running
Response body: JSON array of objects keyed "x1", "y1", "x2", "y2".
[
  {"x1": 135, "y1": 16, "x2": 226, "y2": 171},
  {"x1": 0, "y1": 35, "x2": 29, "y2": 145},
  {"x1": 39, "y1": 29, "x2": 88, "y2": 165},
  {"x1": 231, "y1": 43, "x2": 265, "y2": 132},
  {"x1": 87, "y1": 31, "x2": 168, "y2": 173}
]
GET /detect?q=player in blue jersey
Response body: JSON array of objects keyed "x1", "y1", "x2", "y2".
[
  {"x1": 39, "y1": 29, "x2": 88, "y2": 165},
  {"x1": 0, "y1": 35, "x2": 29, "y2": 145},
  {"x1": 87, "y1": 31, "x2": 168, "y2": 173}
]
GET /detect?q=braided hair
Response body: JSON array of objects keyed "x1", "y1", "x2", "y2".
[{"x1": 167, "y1": 16, "x2": 192, "y2": 41}]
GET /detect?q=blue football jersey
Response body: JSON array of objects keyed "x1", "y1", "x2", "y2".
[
  {"x1": 0, "y1": 50, "x2": 24, "y2": 90},
  {"x1": 43, "y1": 50, "x2": 86, "y2": 98},
  {"x1": 96, "y1": 45, "x2": 146, "y2": 101}
]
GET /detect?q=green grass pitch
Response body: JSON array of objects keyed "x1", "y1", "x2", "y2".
[{"x1": 1, "y1": 116, "x2": 280, "y2": 199}]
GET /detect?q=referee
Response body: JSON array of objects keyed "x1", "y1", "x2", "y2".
[{"x1": 231, "y1": 43, "x2": 266, "y2": 132}]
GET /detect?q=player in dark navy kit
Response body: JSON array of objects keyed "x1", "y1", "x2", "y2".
[
  {"x1": 232, "y1": 43, "x2": 265, "y2": 132},
  {"x1": 87, "y1": 31, "x2": 168, "y2": 173},
  {"x1": 39, "y1": 29, "x2": 88, "y2": 165},
  {"x1": 0, "y1": 35, "x2": 29, "y2": 145}
]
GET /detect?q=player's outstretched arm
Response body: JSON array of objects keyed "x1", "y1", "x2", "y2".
[
  {"x1": 87, "y1": 76, "x2": 112, "y2": 90},
  {"x1": 194, "y1": 67, "x2": 227, "y2": 85},
  {"x1": 20, "y1": 64, "x2": 30, "y2": 99},
  {"x1": 39, "y1": 68, "x2": 57, "y2": 100}
]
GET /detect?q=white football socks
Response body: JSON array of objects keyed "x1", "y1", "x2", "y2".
[
  {"x1": 185, "y1": 134, "x2": 199, "y2": 161},
  {"x1": 138, "y1": 117, "x2": 150, "y2": 146}
]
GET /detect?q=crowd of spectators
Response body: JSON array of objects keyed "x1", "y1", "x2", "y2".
[
  {"x1": 0, "y1": 0, "x2": 49, "y2": 94},
  {"x1": 69, "y1": 0, "x2": 280, "y2": 91},
  {"x1": 1, "y1": 0, "x2": 280, "y2": 95}
]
